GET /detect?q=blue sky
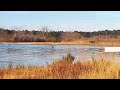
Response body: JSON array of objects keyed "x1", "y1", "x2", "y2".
[{"x1": 0, "y1": 11, "x2": 120, "y2": 32}]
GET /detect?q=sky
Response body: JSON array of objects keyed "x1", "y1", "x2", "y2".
[{"x1": 0, "y1": 11, "x2": 120, "y2": 32}]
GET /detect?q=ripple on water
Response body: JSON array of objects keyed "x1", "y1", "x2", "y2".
[{"x1": 0, "y1": 44, "x2": 120, "y2": 68}]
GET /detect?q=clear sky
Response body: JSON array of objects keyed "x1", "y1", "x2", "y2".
[{"x1": 0, "y1": 11, "x2": 120, "y2": 32}]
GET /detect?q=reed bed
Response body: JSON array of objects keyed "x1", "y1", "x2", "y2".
[{"x1": 0, "y1": 59, "x2": 120, "y2": 79}]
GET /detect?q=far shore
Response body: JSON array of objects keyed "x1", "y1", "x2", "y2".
[{"x1": 0, "y1": 40, "x2": 120, "y2": 46}]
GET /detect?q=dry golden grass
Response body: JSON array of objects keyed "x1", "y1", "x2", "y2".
[
  {"x1": 0, "y1": 59, "x2": 120, "y2": 79},
  {"x1": 0, "y1": 40, "x2": 120, "y2": 46}
]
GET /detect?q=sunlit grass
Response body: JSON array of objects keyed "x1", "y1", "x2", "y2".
[
  {"x1": 0, "y1": 59, "x2": 120, "y2": 79},
  {"x1": 0, "y1": 40, "x2": 120, "y2": 46}
]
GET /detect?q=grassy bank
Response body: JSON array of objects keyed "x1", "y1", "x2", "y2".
[
  {"x1": 0, "y1": 59, "x2": 120, "y2": 79},
  {"x1": 0, "y1": 40, "x2": 120, "y2": 46}
]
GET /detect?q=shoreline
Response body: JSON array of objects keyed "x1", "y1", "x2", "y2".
[{"x1": 0, "y1": 41, "x2": 120, "y2": 46}]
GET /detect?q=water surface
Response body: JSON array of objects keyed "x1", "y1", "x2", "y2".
[{"x1": 0, "y1": 44, "x2": 120, "y2": 68}]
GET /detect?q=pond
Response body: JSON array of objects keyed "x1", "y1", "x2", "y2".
[{"x1": 0, "y1": 44, "x2": 120, "y2": 68}]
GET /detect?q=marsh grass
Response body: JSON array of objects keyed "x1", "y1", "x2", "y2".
[
  {"x1": 1, "y1": 40, "x2": 120, "y2": 46},
  {"x1": 0, "y1": 58, "x2": 119, "y2": 79}
]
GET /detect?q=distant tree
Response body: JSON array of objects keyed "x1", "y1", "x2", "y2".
[{"x1": 61, "y1": 32, "x2": 81, "y2": 41}]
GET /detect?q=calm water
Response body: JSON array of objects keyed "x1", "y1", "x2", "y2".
[{"x1": 0, "y1": 44, "x2": 120, "y2": 68}]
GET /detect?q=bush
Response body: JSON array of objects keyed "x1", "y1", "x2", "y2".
[
  {"x1": 63, "y1": 53, "x2": 75, "y2": 63},
  {"x1": 89, "y1": 41, "x2": 96, "y2": 44}
]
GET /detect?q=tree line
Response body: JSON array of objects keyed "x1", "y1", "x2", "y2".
[{"x1": 0, "y1": 27, "x2": 120, "y2": 42}]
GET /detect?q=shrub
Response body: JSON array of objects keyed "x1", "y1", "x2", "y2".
[
  {"x1": 63, "y1": 53, "x2": 75, "y2": 63},
  {"x1": 89, "y1": 41, "x2": 96, "y2": 44}
]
